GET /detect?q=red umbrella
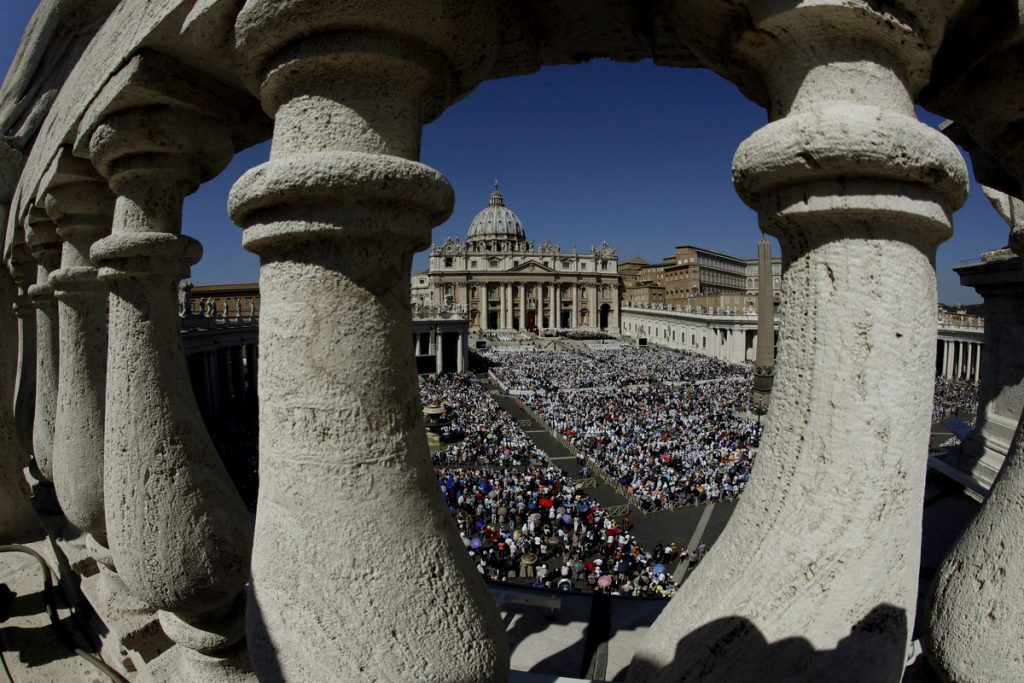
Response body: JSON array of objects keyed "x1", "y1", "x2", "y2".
[{"x1": 539, "y1": 497, "x2": 554, "y2": 509}]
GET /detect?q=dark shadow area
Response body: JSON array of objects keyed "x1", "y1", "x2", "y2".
[
  {"x1": 186, "y1": 348, "x2": 260, "y2": 511},
  {"x1": 629, "y1": 605, "x2": 909, "y2": 683},
  {"x1": 244, "y1": 585, "x2": 286, "y2": 683}
]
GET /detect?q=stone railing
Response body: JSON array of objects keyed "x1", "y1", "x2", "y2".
[
  {"x1": 0, "y1": 2, "x2": 1019, "y2": 683},
  {"x1": 627, "y1": 302, "x2": 757, "y2": 317}
]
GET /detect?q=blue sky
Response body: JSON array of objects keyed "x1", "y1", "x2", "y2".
[{"x1": 1, "y1": 3, "x2": 1009, "y2": 303}]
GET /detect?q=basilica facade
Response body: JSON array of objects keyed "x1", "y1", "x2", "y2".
[{"x1": 416, "y1": 185, "x2": 621, "y2": 332}]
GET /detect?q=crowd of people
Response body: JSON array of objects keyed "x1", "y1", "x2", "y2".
[
  {"x1": 440, "y1": 465, "x2": 677, "y2": 596},
  {"x1": 488, "y1": 346, "x2": 748, "y2": 392},
  {"x1": 419, "y1": 372, "x2": 679, "y2": 596},
  {"x1": 485, "y1": 347, "x2": 759, "y2": 510},
  {"x1": 932, "y1": 377, "x2": 978, "y2": 424},
  {"x1": 420, "y1": 373, "x2": 547, "y2": 467}
]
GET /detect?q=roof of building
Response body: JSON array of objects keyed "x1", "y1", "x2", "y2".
[{"x1": 467, "y1": 182, "x2": 526, "y2": 243}]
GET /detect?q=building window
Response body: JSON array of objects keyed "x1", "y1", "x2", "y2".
[
  {"x1": 470, "y1": 260, "x2": 477, "y2": 268},
  {"x1": 444, "y1": 257, "x2": 453, "y2": 267}
]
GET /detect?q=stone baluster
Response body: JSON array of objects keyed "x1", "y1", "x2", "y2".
[
  {"x1": 629, "y1": 3, "x2": 967, "y2": 681},
  {"x1": 44, "y1": 149, "x2": 114, "y2": 545},
  {"x1": 9, "y1": 237, "x2": 37, "y2": 462},
  {"x1": 0, "y1": 228, "x2": 38, "y2": 540},
  {"x1": 24, "y1": 206, "x2": 62, "y2": 485},
  {"x1": 230, "y1": 1, "x2": 508, "y2": 678},
  {"x1": 78, "y1": 53, "x2": 257, "y2": 682},
  {"x1": 924, "y1": 187, "x2": 1024, "y2": 681}
]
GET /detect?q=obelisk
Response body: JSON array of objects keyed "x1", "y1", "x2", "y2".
[{"x1": 752, "y1": 237, "x2": 775, "y2": 414}]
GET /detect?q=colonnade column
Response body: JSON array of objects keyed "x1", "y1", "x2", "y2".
[
  {"x1": 230, "y1": 1, "x2": 508, "y2": 678},
  {"x1": 45, "y1": 149, "x2": 114, "y2": 545},
  {"x1": 81, "y1": 54, "x2": 255, "y2": 681},
  {"x1": 630, "y1": 2, "x2": 967, "y2": 680},
  {"x1": 24, "y1": 207, "x2": 62, "y2": 485},
  {"x1": 435, "y1": 326, "x2": 444, "y2": 374}
]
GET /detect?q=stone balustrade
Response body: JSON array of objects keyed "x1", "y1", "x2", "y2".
[{"x1": 0, "y1": 2, "x2": 1021, "y2": 682}]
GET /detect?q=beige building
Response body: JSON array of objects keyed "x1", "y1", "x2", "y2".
[
  {"x1": 628, "y1": 244, "x2": 781, "y2": 310},
  {"x1": 421, "y1": 184, "x2": 621, "y2": 332}
]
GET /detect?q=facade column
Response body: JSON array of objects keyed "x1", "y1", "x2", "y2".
[
  {"x1": 480, "y1": 286, "x2": 489, "y2": 331},
  {"x1": 519, "y1": 282, "x2": 526, "y2": 331},
  {"x1": 630, "y1": 3, "x2": 968, "y2": 680},
  {"x1": 552, "y1": 281, "x2": 560, "y2": 329},
  {"x1": 611, "y1": 283, "x2": 620, "y2": 333},
  {"x1": 942, "y1": 340, "x2": 952, "y2": 378},
  {"x1": 500, "y1": 283, "x2": 507, "y2": 329},
  {"x1": 974, "y1": 343, "x2": 982, "y2": 382},
  {"x1": 83, "y1": 54, "x2": 255, "y2": 681},
  {"x1": 230, "y1": 3, "x2": 508, "y2": 679},
  {"x1": 45, "y1": 149, "x2": 115, "y2": 543},
  {"x1": 589, "y1": 285, "x2": 598, "y2": 329},
  {"x1": 24, "y1": 207, "x2": 62, "y2": 484},
  {"x1": 573, "y1": 282, "x2": 581, "y2": 327},
  {"x1": 497, "y1": 281, "x2": 505, "y2": 329}
]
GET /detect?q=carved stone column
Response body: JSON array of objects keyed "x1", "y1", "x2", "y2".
[
  {"x1": 44, "y1": 150, "x2": 114, "y2": 543},
  {"x1": 926, "y1": 210, "x2": 1024, "y2": 681},
  {"x1": 24, "y1": 207, "x2": 62, "y2": 484},
  {"x1": 79, "y1": 54, "x2": 257, "y2": 682},
  {"x1": 630, "y1": 3, "x2": 967, "y2": 681},
  {"x1": 230, "y1": 2, "x2": 509, "y2": 678},
  {"x1": 0, "y1": 236, "x2": 38, "y2": 541},
  {"x1": 9, "y1": 238, "x2": 37, "y2": 461}
]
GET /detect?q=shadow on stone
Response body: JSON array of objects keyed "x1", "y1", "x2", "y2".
[
  {"x1": 629, "y1": 604, "x2": 908, "y2": 683},
  {"x1": 244, "y1": 584, "x2": 286, "y2": 683}
]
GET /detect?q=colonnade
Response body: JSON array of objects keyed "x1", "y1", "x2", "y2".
[
  {"x1": 187, "y1": 343, "x2": 259, "y2": 426},
  {"x1": 0, "y1": 2, "x2": 1019, "y2": 682},
  {"x1": 412, "y1": 320, "x2": 468, "y2": 374},
  {"x1": 936, "y1": 338, "x2": 983, "y2": 381}
]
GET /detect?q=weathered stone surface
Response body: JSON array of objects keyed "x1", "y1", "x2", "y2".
[
  {"x1": 45, "y1": 149, "x2": 114, "y2": 540},
  {"x1": 24, "y1": 206, "x2": 61, "y2": 483},
  {"x1": 924, "y1": 194, "x2": 1024, "y2": 683},
  {"x1": 629, "y1": 3, "x2": 967, "y2": 681},
  {"x1": 82, "y1": 58, "x2": 255, "y2": 680},
  {"x1": 230, "y1": 2, "x2": 509, "y2": 679}
]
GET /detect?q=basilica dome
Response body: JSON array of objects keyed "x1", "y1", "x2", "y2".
[{"x1": 466, "y1": 183, "x2": 526, "y2": 244}]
